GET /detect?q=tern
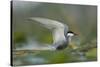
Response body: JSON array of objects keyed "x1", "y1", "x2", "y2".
[
  {"x1": 30, "y1": 17, "x2": 77, "y2": 50},
  {"x1": 16, "y1": 17, "x2": 77, "y2": 51}
]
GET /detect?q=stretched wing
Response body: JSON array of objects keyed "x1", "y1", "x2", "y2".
[
  {"x1": 29, "y1": 17, "x2": 68, "y2": 46},
  {"x1": 30, "y1": 17, "x2": 64, "y2": 29}
]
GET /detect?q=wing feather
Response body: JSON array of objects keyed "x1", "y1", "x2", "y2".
[
  {"x1": 29, "y1": 17, "x2": 68, "y2": 46},
  {"x1": 30, "y1": 17, "x2": 65, "y2": 29}
]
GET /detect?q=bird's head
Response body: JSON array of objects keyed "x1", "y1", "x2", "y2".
[
  {"x1": 65, "y1": 31, "x2": 78, "y2": 43},
  {"x1": 66, "y1": 31, "x2": 79, "y2": 49},
  {"x1": 67, "y1": 31, "x2": 77, "y2": 37}
]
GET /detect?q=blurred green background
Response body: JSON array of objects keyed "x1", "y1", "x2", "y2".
[{"x1": 12, "y1": 1, "x2": 97, "y2": 66}]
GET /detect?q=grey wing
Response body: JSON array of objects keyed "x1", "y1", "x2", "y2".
[
  {"x1": 30, "y1": 17, "x2": 64, "y2": 29},
  {"x1": 29, "y1": 17, "x2": 69, "y2": 46}
]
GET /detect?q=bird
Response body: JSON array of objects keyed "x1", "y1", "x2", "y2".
[
  {"x1": 28, "y1": 17, "x2": 77, "y2": 50},
  {"x1": 15, "y1": 17, "x2": 77, "y2": 51}
]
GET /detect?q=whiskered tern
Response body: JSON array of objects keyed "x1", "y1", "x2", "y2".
[{"x1": 16, "y1": 17, "x2": 77, "y2": 51}]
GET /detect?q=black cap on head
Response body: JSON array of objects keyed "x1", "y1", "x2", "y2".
[
  {"x1": 67, "y1": 31, "x2": 74, "y2": 33},
  {"x1": 67, "y1": 31, "x2": 78, "y2": 35}
]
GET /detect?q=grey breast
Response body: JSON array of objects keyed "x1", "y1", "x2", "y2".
[{"x1": 56, "y1": 41, "x2": 68, "y2": 50}]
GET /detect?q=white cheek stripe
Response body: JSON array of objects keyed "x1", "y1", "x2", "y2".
[{"x1": 67, "y1": 33, "x2": 74, "y2": 36}]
